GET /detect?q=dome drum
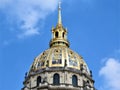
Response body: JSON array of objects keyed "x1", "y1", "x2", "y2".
[
  {"x1": 23, "y1": 69, "x2": 94, "y2": 90},
  {"x1": 28, "y1": 67, "x2": 94, "y2": 82}
]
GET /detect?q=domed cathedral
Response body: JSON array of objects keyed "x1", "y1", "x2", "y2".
[{"x1": 22, "y1": 2, "x2": 95, "y2": 90}]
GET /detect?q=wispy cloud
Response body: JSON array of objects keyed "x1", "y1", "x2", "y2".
[
  {"x1": 99, "y1": 58, "x2": 120, "y2": 90},
  {"x1": 0, "y1": 0, "x2": 59, "y2": 39}
]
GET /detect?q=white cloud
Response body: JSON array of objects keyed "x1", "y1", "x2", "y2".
[
  {"x1": 99, "y1": 58, "x2": 120, "y2": 90},
  {"x1": 0, "y1": 0, "x2": 60, "y2": 38}
]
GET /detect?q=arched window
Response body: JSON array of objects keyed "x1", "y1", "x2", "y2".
[
  {"x1": 55, "y1": 31, "x2": 59, "y2": 38},
  {"x1": 53, "y1": 73, "x2": 60, "y2": 85},
  {"x1": 62, "y1": 32, "x2": 65, "y2": 38},
  {"x1": 72, "y1": 75, "x2": 78, "y2": 87},
  {"x1": 37, "y1": 76, "x2": 41, "y2": 86}
]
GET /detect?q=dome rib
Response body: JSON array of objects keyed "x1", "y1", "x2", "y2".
[{"x1": 29, "y1": 46, "x2": 90, "y2": 75}]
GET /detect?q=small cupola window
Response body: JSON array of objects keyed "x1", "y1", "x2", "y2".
[
  {"x1": 55, "y1": 31, "x2": 59, "y2": 38},
  {"x1": 62, "y1": 32, "x2": 65, "y2": 38}
]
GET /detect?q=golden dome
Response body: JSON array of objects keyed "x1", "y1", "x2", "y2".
[
  {"x1": 29, "y1": 3, "x2": 90, "y2": 75},
  {"x1": 29, "y1": 46, "x2": 90, "y2": 75}
]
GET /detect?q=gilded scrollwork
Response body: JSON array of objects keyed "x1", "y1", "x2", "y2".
[
  {"x1": 36, "y1": 51, "x2": 48, "y2": 68},
  {"x1": 52, "y1": 48, "x2": 62, "y2": 64},
  {"x1": 30, "y1": 47, "x2": 89, "y2": 73},
  {"x1": 68, "y1": 50, "x2": 78, "y2": 67}
]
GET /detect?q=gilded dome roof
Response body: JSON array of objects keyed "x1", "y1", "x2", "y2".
[{"x1": 29, "y1": 46, "x2": 90, "y2": 75}]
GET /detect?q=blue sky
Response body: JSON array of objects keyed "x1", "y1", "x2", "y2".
[{"x1": 0, "y1": 0, "x2": 119, "y2": 90}]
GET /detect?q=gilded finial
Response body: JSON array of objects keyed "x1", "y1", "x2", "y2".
[{"x1": 58, "y1": 1, "x2": 62, "y2": 25}]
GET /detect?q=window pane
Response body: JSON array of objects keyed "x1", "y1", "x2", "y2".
[
  {"x1": 37, "y1": 76, "x2": 41, "y2": 86},
  {"x1": 53, "y1": 74, "x2": 60, "y2": 85},
  {"x1": 72, "y1": 75, "x2": 77, "y2": 87}
]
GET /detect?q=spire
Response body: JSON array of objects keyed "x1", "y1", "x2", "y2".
[
  {"x1": 57, "y1": 2, "x2": 62, "y2": 26},
  {"x1": 49, "y1": 2, "x2": 70, "y2": 48}
]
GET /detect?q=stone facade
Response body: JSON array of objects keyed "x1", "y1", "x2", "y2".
[{"x1": 22, "y1": 67, "x2": 95, "y2": 90}]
